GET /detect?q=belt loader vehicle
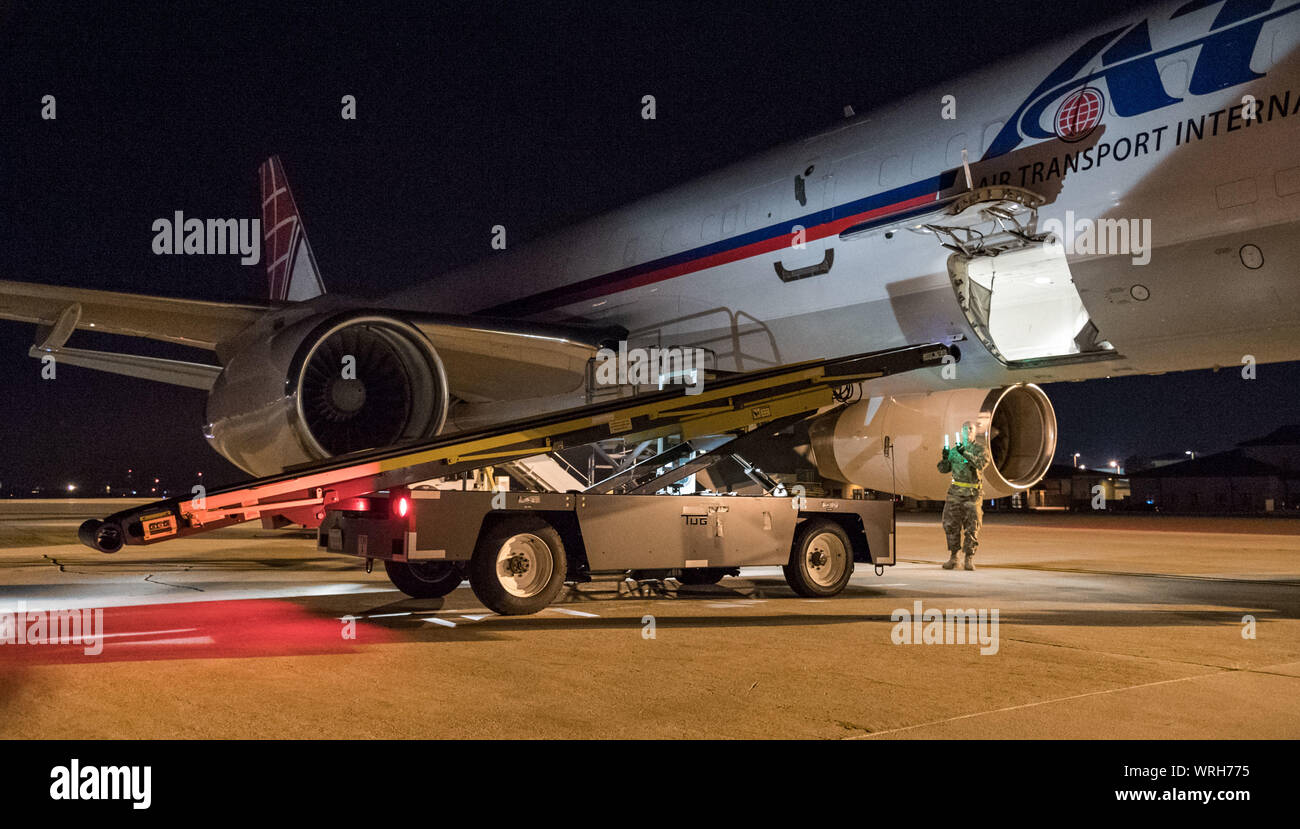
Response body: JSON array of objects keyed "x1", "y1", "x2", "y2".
[
  {"x1": 79, "y1": 343, "x2": 954, "y2": 614},
  {"x1": 322, "y1": 488, "x2": 894, "y2": 615}
]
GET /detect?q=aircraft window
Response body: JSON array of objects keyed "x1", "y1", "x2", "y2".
[
  {"x1": 701, "y1": 213, "x2": 721, "y2": 241},
  {"x1": 945, "y1": 133, "x2": 968, "y2": 168},
  {"x1": 912, "y1": 145, "x2": 942, "y2": 177},
  {"x1": 981, "y1": 121, "x2": 1004, "y2": 154},
  {"x1": 1215, "y1": 178, "x2": 1257, "y2": 209},
  {"x1": 746, "y1": 200, "x2": 774, "y2": 228},
  {"x1": 721, "y1": 206, "x2": 738, "y2": 235},
  {"x1": 1277, "y1": 167, "x2": 1300, "y2": 197},
  {"x1": 1274, "y1": 25, "x2": 1300, "y2": 64},
  {"x1": 879, "y1": 155, "x2": 903, "y2": 186},
  {"x1": 831, "y1": 151, "x2": 870, "y2": 196},
  {"x1": 669, "y1": 222, "x2": 692, "y2": 249},
  {"x1": 746, "y1": 182, "x2": 785, "y2": 226},
  {"x1": 1158, "y1": 59, "x2": 1189, "y2": 98}
]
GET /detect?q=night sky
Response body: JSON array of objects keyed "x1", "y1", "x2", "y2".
[{"x1": 1, "y1": 1, "x2": 1297, "y2": 492}]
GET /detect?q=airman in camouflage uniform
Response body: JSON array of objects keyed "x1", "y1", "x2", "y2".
[{"x1": 937, "y1": 421, "x2": 989, "y2": 571}]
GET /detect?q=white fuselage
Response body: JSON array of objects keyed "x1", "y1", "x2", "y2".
[{"x1": 392, "y1": 0, "x2": 1300, "y2": 403}]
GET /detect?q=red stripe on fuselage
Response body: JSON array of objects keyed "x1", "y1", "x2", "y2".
[{"x1": 543, "y1": 192, "x2": 942, "y2": 310}]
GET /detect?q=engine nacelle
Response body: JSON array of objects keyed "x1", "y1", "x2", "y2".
[
  {"x1": 205, "y1": 312, "x2": 449, "y2": 476},
  {"x1": 809, "y1": 385, "x2": 1056, "y2": 500}
]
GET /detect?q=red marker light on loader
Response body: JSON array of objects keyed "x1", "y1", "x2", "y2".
[{"x1": 395, "y1": 495, "x2": 410, "y2": 518}]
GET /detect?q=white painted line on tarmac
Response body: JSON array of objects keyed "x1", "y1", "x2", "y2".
[
  {"x1": 420, "y1": 617, "x2": 457, "y2": 627},
  {"x1": 846, "y1": 672, "x2": 1225, "y2": 739},
  {"x1": 545, "y1": 607, "x2": 599, "y2": 618},
  {"x1": 459, "y1": 614, "x2": 490, "y2": 621},
  {"x1": 99, "y1": 627, "x2": 198, "y2": 640},
  {"x1": 338, "y1": 610, "x2": 461, "y2": 621},
  {"x1": 0, "y1": 582, "x2": 392, "y2": 614},
  {"x1": 111, "y1": 636, "x2": 215, "y2": 647},
  {"x1": 45, "y1": 627, "x2": 199, "y2": 645}
]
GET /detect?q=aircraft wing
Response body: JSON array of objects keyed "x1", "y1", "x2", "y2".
[
  {"x1": 0, "y1": 279, "x2": 270, "y2": 349},
  {"x1": 0, "y1": 279, "x2": 619, "y2": 399}
]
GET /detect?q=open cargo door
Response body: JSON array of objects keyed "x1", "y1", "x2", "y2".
[{"x1": 921, "y1": 186, "x2": 1117, "y2": 367}]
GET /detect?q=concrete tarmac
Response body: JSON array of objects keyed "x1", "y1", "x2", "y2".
[{"x1": 1, "y1": 500, "x2": 1297, "y2": 739}]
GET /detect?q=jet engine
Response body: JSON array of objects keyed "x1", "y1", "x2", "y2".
[
  {"x1": 204, "y1": 313, "x2": 449, "y2": 476},
  {"x1": 809, "y1": 385, "x2": 1056, "y2": 500}
]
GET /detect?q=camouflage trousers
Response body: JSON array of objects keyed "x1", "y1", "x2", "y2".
[{"x1": 942, "y1": 484, "x2": 983, "y2": 557}]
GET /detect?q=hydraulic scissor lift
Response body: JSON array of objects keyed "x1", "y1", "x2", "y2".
[{"x1": 80, "y1": 342, "x2": 956, "y2": 614}]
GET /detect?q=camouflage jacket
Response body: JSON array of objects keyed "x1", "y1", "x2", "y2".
[{"x1": 937, "y1": 441, "x2": 990, "y2": 486}]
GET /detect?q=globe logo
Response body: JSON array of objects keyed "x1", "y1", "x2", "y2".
[{"x1": 1054, "y1": 86, "x2": 1104, "y2": 142}]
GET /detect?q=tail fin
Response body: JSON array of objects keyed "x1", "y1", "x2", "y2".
[{"x1": 259, "y1": 156, "x2": 326, "y2": 302}]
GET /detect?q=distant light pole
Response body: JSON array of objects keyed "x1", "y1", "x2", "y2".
[
  {"x1": 1072, "y1": 452, "x2": 1081, "y2": 468},
  {"x1": 1185, "y1": 450, "x2": 1195, "y2": 460}
]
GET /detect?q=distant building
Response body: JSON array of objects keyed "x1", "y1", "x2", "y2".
[
  {"x1": 1237, "y1": 425, "x2": 1300, "y2": 472},
  {"x1": 1124, "y1": 451, "x2": 1196, "y2": 473},
  {"x1": 1022, "y1": 464, "x2": 1128, "y2": 510},
  {"x1": 1128, "y1": 450, "x2": 1296, "y2": 513}
]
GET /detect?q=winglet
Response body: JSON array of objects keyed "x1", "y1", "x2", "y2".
[{"x1": 259, "y1": 156, "x2": 326, "y2": 302}]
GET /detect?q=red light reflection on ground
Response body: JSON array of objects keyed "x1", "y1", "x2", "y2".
[{"x1": 0, "y1": 599, "x2": 395, "y2": 665}]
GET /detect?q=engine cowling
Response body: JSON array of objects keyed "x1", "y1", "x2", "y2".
[
  {"x1": 205, "y1": 313, "x2": 449, "y2": 476},
  {"x1": 809, "y1": 385, "x2": 1056, "y2": 500}
]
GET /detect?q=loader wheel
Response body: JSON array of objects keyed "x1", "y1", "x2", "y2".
[
  {"x1": 784, "y1": 518, "x2": 853, "y2": 598},
  {"x1": 384, "y1": 560, "x2": 464, "y2": 599},
  {"x1": 469, "y1": 515, "x2": 567, "y2": 615}
]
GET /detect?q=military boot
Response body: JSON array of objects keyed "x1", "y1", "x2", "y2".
[
  {"x1": 942, "y1": 552, "x2": 959, "y2": 570},
  {"x1": 963, "y1": 554, "x2": 976, "y2": 571}
]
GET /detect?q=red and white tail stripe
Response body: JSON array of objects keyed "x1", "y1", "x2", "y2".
[{"x1": 259, "y1": 156, "x2": 326, "y2": 302}]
